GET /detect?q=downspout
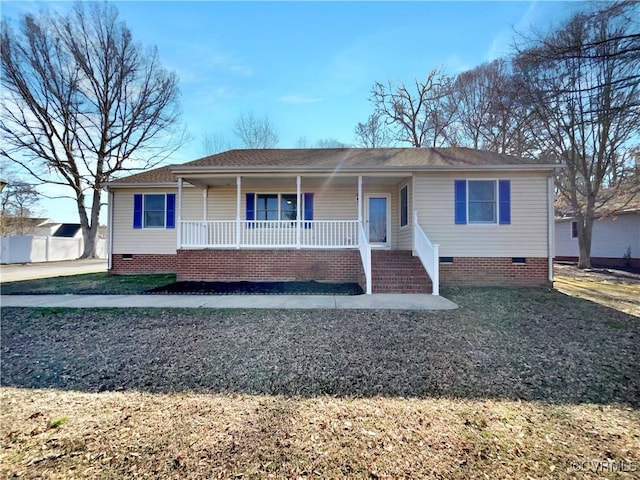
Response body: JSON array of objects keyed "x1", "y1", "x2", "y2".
[
  {"x1": 107, "y1": 189, "x2": 114, "y2": 271},
  {"x1": 547, "y1": 175, "x2": 554, "y2": 283},
  {"x1": 296, "y1": 176, "x2": 301, "y2": 249},
  {"x1": 177, "y1": 177, "x2": 183, "y2": 250}
]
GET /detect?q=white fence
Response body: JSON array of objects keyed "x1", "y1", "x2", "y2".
[{"x1": 0, "y1": 235, "x2": 107, "y2": 264}]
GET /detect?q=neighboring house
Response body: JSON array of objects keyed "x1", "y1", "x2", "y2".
[
  {"x1": 555, "y1": 194, "x2": 640, "y2": 269},
  {"x1": 105, "y1": 148, "x2": 560, "y2": 294},
  {"x1": 1, "y1": 216, "x2": 57, "y2": 236},
  {"x1": 52, "y1": 223, "x2": 83, "y2": 238}
]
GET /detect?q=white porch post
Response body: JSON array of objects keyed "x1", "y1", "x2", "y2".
[
  {"x1": 203, "y1": 187, "x2": 208, "y2": 220},
  {"x1": 177, "y1": 177, "x2": 183, "y2": 249},
  {"x1": 236, "y1": 176, "x2": 241, "y2": 249},
  {"x1": 296, "y1": 175, "x2": 301, "y2": 249},
  {"x1": 357, "y1": 175, "x2": 363, "y2": 222}
]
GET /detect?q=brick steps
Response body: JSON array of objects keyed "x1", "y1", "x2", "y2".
[{"x1": 371, "y1": 250, "x2": 432, "y2": 294}]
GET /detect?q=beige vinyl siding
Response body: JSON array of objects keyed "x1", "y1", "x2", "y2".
[
  {"x1": 112, "y1": 187, "x2": 179, "y2": 254},
  {"x1": 205, "y1": 186, "x2": 237, "y2": 220},
  {"x1": 182, "y1": 187, "x2": 204, "y2": 220},
  {"x1": 414, "y1": 171, "x2": 550, "y2": 257}
]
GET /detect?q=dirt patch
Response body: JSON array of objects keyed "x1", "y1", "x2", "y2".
[
  {"x1": 555, "y1": 262, "x2": 640, "y2": 284},
  {"x1": 146, "y1": 280, "x2": 364, "y2": 295}
]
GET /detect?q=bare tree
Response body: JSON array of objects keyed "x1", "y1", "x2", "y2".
[
  {"x1": 452, "y1": 59, "x2": 536, "y2": 156},
  {"x1": 296, "y1": 136, "x2": 311, "y2": 148},
  {"x1": 354, "y1": 112, "x2": 393, "y2": 147},
  {"x1": 515, "y1": 1, "x2": 640, "y2": 268},
  {"x1": 316, "y1": 138, "x2": 351, "y2": 148},
  {"x1": 0, "y1": 180, "x2": 41, "y2": 235},
  {"x1": 233, "y1": 111, "x2": 279, "y2": 148},
  {"x1": 1, "y1": 2, "x2": 183, "y2": 257},
  {"x1": 201, "y1": 132, "x2": 232, "y2": 156},
  {"x1": 370, "y1": 68, "x2": 456, "y2": 147}
]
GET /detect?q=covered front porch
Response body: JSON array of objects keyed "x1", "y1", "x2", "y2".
[{"x1": 172, "y1": 173, "x2": 440, "y2": 295}]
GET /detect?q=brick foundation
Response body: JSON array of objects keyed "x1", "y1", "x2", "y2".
[
  {"x1": 177, "y1": 249, "x2": 365, "y2": 285},
  {"x1": 439, "y1": 257, "x2": 550, "y2": 286},
  {"x1": 110, "y1": 253, "x2": 177, "y2": 274},
  {"x1": 109, "y1": 251, "x2": 551, "y2": 288}
]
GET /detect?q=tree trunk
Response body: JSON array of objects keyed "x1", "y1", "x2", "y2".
[
  {"x1": 576, "y1": 210, "x2": 594, "y2": 269},
  {"x1": 77, "y1": 186, "x2": 102, "y2": 259}
]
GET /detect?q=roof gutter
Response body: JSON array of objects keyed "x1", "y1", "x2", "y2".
[{"x1": 169, "y1": 164, "x2": 563, "y2": 175}]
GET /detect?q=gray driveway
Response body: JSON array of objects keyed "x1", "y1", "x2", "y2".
[{"x1": 0, "y1": 258, "x2": 107, "y2": 283}]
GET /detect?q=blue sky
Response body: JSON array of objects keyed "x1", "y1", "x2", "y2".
[{"x1": 2, "y1": 0, "x2": 580, "y2": 223}]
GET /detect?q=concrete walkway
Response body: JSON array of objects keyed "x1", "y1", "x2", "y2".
[{"x1": 1, "y1": 293, "x2": 458, "y2": 310}]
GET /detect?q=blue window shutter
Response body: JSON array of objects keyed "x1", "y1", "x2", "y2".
[
  {"x1": 246, "y1": 193, "x2": 255, "y2": 220},
  {"x1": 499, "y1": 180, "x2": 511, "y2": 225},
  {"x1": 454, "y1": 180, "x2": 467, "y2": 224},
  {"x1": 166, "y1": 193, "x2": 176, "y2": 228},
  {"x1": 133, "y1": 194, "x2": 143, "y2": 229},
  {"x1": 303, "y1": 192, "x2": 314, "y2": 229},
  {"x1": 246, "y1": 193, "x2": 255, "y2": 229}
]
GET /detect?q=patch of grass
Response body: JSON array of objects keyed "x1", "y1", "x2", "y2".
[
  {"x1": 48, "y1": 416, "x2": 69, "y2": 429},
  {"x1": 554, "y1": 275, "x2": 640, "y2": 317},
  {"x1": 0, "y1": 272, "x2": 176, "y2": 295}
]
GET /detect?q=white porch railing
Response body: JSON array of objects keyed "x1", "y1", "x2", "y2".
[
  {"x1": 413, "y1": 211, "x2": 440, "y2": 296},
  {"x1": 180, "y1": 220, "x2": 359, "y2": 249},
  {"x1": 358, "y1": 221, "x2": 372, "y2": 295}
]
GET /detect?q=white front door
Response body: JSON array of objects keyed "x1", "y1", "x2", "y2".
[{"x1": 365, "y1": 194, "x2": 390, "y2": 246}]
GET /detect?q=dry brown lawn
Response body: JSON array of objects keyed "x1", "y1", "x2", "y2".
[
  {"x1": 1, "y1": 281, "x2": 639, "y2": 478},
  {"x1": 554, "y1": 263, "x2": 640, "y2": 317},
  {"x1": 2, "y1": 389, "x2": 638, "y2": 479}
]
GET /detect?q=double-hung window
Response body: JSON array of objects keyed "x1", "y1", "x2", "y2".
[
  {"x1": 246, "y1": 192, "x2": 313, "y2": 227},
  {"x1": 455, "y1": 179, "x2": 510, "y2": 225},
  {"x1": 468, "y1": 180, "x2": 497, "y2": 224},
  {"x1": 133, "y1": 193, "x2": 176, "y2": 229},
  {"x1": 144, "y1": 194, "x2": 166, "y2": 228},
  {"x1": 256, "y1": 193, "x2": 298, "y2": 221}
]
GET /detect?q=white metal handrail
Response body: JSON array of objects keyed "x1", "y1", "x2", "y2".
[
  {"x1": 413, "y1": 211, "x2": 439, "y2": 296},
  {"x1": 358, "y1": 221, "x2": 372, "y2": 295}
]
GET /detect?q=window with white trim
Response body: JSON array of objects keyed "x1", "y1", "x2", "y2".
[
  {"x1": 144, "y1": 194, "x2": 166, "y2": 228},
  {"x1": 256, "y1": 193, "x2": 298, "y2": 221},
  {"x1": 468, "y1": 180, "x2": 497, "y2": 224},
  {"x1": 571, "y1": 221, "x2": 578, "y2": 239},
  {"x1": 400, "y1": 184, "x2": 408, "y2": 227}
]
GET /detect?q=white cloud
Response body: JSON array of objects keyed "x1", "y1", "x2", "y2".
[
  {"x1": 277, "y1": 94, "x2": 323, "y2": 104},
  {"x1": 485, "y1": 1, "x2": 540, "y2": 61}
]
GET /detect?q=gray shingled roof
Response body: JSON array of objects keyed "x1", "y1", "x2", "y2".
[{"x1": 109, "y1": 148, "x2": 558, "y2": 185}]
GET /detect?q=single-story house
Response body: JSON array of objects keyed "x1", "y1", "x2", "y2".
[
  {"x1": 555, "y1": 193, "x2": 639, "y2": 269},
  {"x1": 105, "y1": 148, "x2": 560, "y2": 294}
]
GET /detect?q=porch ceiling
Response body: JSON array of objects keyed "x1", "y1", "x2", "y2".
[{"x1": 183, "y1": 175, "x2": 408, "y2": 189}]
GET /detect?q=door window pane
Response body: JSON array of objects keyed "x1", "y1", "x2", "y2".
[{"x1": 369, "y1": 197, "x2": 387, "y2": 243}]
